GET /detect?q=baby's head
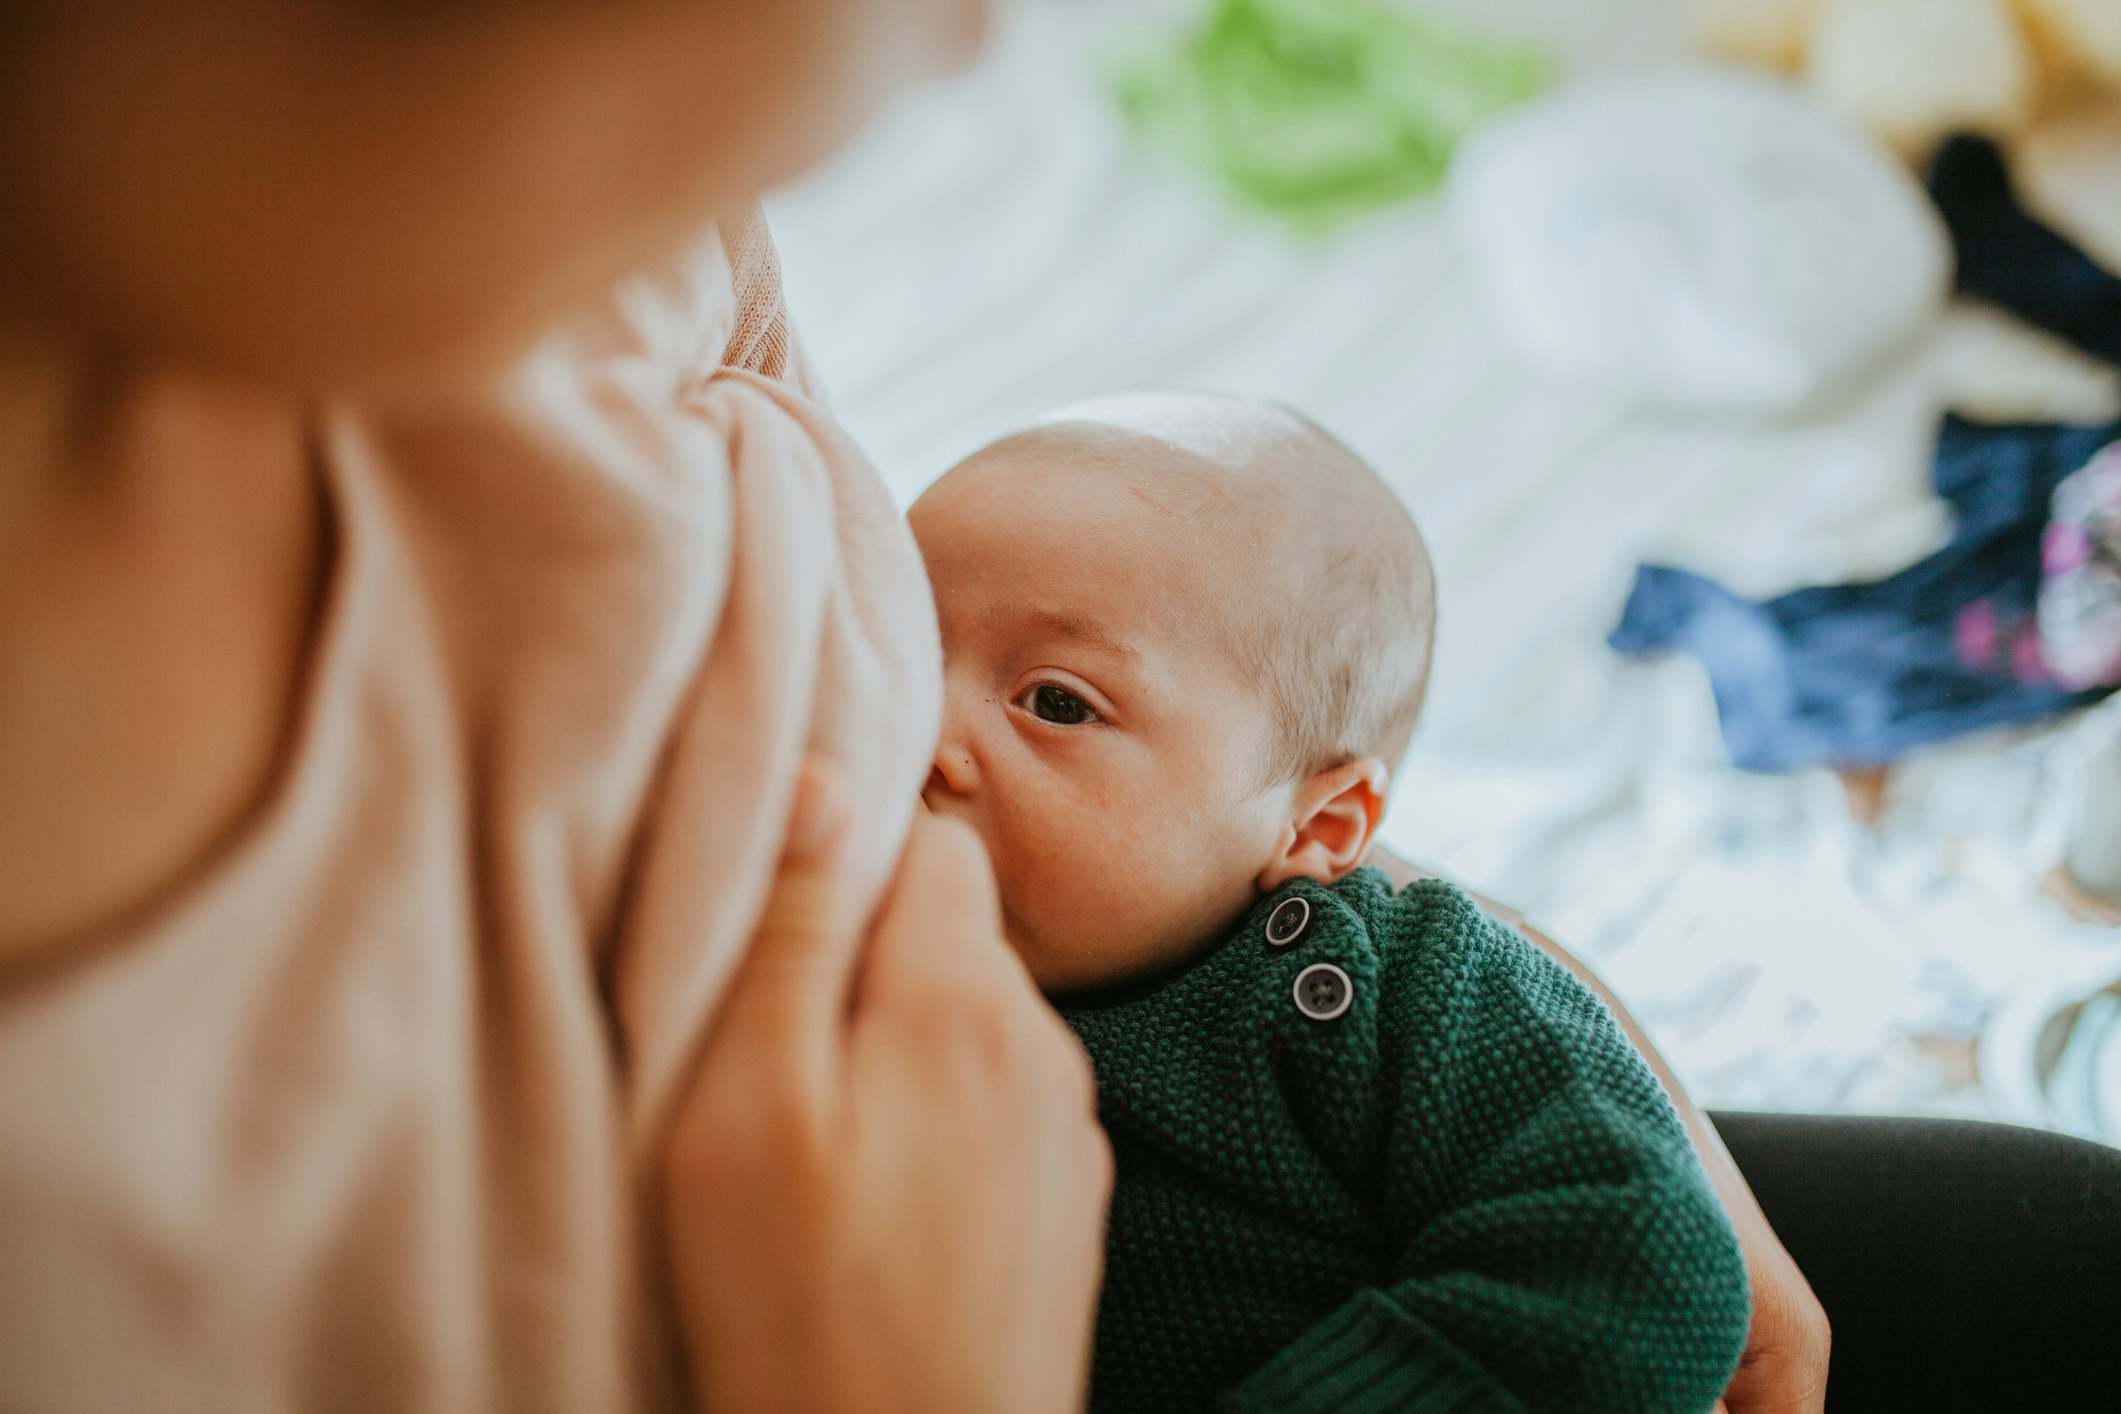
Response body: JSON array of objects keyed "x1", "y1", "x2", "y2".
[{"x1": 911, "y1": 392, "x2": 1434, "y2": 995}]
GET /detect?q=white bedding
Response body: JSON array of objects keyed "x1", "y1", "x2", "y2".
[{"x1": 768, "y1": 0, "x2": 2121, "y2": 1128}]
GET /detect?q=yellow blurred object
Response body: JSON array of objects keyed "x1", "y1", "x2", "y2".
[
  {"x1": 1682, "y1": 0, "x2": 1818, "y2": 68},
  {"x1": 2020, "y1": 0, "x2": 2121, "y2": 86},
  {"x1": 2016, "y1": 101, "x2": 2121, "y2": 273},
  {"x1": 1806, "y1": 0, "x2": 2033, "y2": 154},
  {"x1": 1686, "y1": 0, "x2": 2121, "y2": 166}
]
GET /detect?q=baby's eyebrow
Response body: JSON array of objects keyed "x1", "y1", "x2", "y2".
[{"x1": 1022, "y1": 610, "x2": 1142, "y2": 664}]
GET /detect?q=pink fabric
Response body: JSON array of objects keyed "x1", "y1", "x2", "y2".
[
  {"x1": 0, "y1": 215, "x2": 940, "y2": 1411},
  {"x1": 2039, "y1": 442, "x2": 2121, "y2": 689}
]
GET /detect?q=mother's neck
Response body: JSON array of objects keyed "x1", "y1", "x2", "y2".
[
  {"x1": 0, "y1": 335, "x2": 311, "y2": 565},
  {"x1": 0, "y1": 334, "x2": 82, "y2": 567},
  {"x1": 0, "y1": 331, "x2": 323, "y2": 957}
]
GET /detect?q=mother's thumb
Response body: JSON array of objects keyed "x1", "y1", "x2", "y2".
[
  {"x1": 784, "y1": 759, "x2": 853, "y2": 861},
  {"x1": 700, "y1": 758, "x2": 864, "y2": 1075}
]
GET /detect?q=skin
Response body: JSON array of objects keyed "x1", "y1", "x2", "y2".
[
  {"x1": 667, "y1": 772, "x2": 1110, "y2": 1414},
  {"x1": 0, "y1": 0, "x2": 988, "y2": 385},
  {"x1": 911, "y1": 399, "x2": 1398, "y2": 994}
]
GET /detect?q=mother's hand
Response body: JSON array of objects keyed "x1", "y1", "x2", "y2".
[
  {"x1": 1706, "y1": 1169, "x2": 1832, "y2": 1414},
  {"x1": 663, "y1": 767, "x2": 1112, "y2": 1414}
]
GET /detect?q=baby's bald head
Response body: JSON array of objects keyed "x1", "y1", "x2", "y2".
[
  {"x1": 921, "y1": 391, "x2": 1435, "y2": 782},
  {"x1": 912, "y1": 391, "x2": 1434, "y2": 990}
]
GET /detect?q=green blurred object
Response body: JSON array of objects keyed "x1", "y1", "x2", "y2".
[{"x1": 1113, "y1": 0, "x2": 1553, "y2": 234}]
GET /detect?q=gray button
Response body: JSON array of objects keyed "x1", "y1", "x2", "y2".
[
  {"x1": 1265, "y1": 896, "x2": 1311, "y2": 947},
  {"x1": 1292, "y1": 962, "x2": 1353, "y2": 1021}
]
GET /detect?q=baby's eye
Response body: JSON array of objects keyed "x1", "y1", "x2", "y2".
[{"x1": 1021, "y1": 683, "x2": 1099, "y2": 726}]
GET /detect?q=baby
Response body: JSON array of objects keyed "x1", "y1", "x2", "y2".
[{"x1": 910, "y1": 392, "x2": 1751, "y2": 1414}]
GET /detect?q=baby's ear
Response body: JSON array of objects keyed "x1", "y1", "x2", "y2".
[{"x1": 1257, "y1": 758, "x2": 1388, "y2": 890}]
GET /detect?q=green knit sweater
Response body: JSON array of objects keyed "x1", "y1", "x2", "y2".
[{"x1": 1060, "y1": 870, "x2": 1750, "y2": 1414}]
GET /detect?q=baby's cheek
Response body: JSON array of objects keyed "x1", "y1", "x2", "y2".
[
  {"x1": 1006, "y1": 810, "x2": 1155, "y2": 928},
  {"x1": 1004, "y1": 809, "x2": 1229, "y2": 987}
]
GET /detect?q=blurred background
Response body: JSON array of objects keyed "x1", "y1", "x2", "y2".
[{"x1": 768, "y1": 0, "x2": 2121, "y2": 1140}]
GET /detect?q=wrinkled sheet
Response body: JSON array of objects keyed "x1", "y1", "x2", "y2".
[{"x1": 769, "y1": 0, "x2": 2121, "y2": 1129}]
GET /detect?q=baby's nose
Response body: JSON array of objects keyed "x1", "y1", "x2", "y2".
[{"x1": 927, "y1": 743, "x2": 978, "y2": 799}]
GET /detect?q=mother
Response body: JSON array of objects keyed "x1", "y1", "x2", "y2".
[{"x1": 0, "y1": 1, "x2": 1821, "y2": 1410}]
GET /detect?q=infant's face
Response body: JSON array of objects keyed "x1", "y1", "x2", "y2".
[{"x1": 909, "y1": 436, "x2": 1295, "y2": 995}]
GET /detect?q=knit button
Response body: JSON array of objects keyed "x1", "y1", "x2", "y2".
[
  {"x1": 1292, "y1": 962, "x2": 1352, "y2": 1021},
  {"x1": 1265, "y1": 896, "x2": 1311, "y2": 947}
]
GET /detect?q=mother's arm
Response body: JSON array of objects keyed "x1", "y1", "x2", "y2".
[{"x1": 1366, "y1": 846, "x2": 1830, "y2": 1414}]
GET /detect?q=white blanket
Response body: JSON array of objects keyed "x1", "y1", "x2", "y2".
[{"x1": 770, "y1": 0, "x2": 2121, "y2": 1130}]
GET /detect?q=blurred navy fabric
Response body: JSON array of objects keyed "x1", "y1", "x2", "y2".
[
  {"x1": 1929, "y1": 135, "x2": 2121, "y2": 368},
  {"x1": 1612, "y1": 417, "x2": 2118, "y2": 771},
  {"x1": 1609, "y1": 139, "x2": 2120, "y2": 772}
]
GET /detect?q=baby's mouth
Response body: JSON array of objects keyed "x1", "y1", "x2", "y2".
[
  {"x1": 913, "y1": 792, "x2": 1023, "y2": 942},
  {"x1": 919, "y1": 765, "x2": 969, "y2": 819}
]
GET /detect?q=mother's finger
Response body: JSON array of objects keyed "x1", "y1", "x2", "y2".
[
  {"x1": 693, "y1": 760, "x2": 868, "y2": 1096},
  {"x1": 852, "y1": 812, "x2": 1013, "y2": 1012}
]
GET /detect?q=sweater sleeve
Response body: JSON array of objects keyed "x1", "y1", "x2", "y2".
[{"x1": 1222, "y1": 884, "x2": 1750, "y2": 1414}]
